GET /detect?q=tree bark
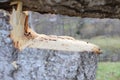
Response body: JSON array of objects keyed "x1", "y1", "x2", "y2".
[
  {"x1": 0, "y1": 0, "x2": 120, "y2": 18},
  {"x1": 0, "y1": 9, "x2": 99, "y2": 80}
]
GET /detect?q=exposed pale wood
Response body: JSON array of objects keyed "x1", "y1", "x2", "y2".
[{"x1": 10, "y1": 1, "x2": 101, "y2": 54}]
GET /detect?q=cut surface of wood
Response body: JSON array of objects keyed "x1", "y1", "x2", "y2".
[{"x1": 10, "y1": 1, "x2": 101, "y2": 54}]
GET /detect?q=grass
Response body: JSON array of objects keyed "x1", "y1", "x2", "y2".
[
  {"x1": 97, "y1": 62, "x2": 120, "y2": 80},
  {"x1": 84, "y1": 36, "x2": 120, "y2": 55},
  {"x1": 85, "y1": 37, "x2": 120, "y2": 79},
  {"x1": 86, "y1": 36, "x2": 120, "y2": 49}
]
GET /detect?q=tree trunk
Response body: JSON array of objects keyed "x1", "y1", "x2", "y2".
[
  {"x1": 0, "y1": 9, "x2": 100, "y2": 80},
  {"x1": 0, "y1": 0, "x2": 120, "y2": 18}
]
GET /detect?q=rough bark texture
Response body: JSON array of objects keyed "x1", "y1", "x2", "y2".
[
  {"x1": 0, "y1": 10, "x2": 98, "y2": 80},
  {"x1": 0, "y1": 0, "x2": 120, "y2": 18}
]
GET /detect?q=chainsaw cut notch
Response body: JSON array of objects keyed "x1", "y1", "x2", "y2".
[{"x1": 9, "y1": 1, "x2": 101, "y2": 54}]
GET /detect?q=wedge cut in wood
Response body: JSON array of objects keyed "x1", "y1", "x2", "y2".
[{"x1": 10, "y1": 1, "x2": 101, "y2": 54}]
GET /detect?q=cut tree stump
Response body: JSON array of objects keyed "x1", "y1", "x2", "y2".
[{"x1": 0, "y1": 2, "x2": 101, "y2": 80}]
